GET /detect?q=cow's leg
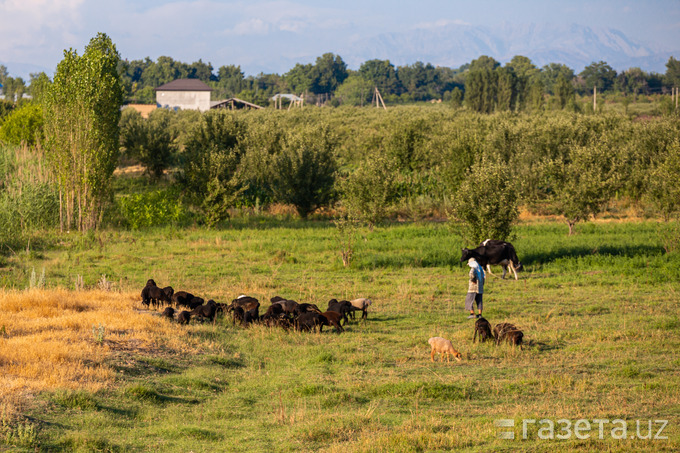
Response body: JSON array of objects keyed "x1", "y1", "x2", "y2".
[
  {"x1": 501, "y1": 264, "x2": 508, "y2": 279},
  {"x1": 486, "y1": 264, "x2": 495, "y2": 276}
]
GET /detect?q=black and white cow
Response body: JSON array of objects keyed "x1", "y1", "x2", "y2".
[{"x1": 460, "y1": 239, "x2": 523, "y2": 280}]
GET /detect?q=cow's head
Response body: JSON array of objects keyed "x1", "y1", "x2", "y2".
[{"x1": 460, "y1": 248, "x2": 472, "y2": 262}]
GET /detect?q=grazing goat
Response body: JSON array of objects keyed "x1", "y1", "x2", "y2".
[
  {"x1": 428, "y1": 337, "x2": 462, "y2": 362},
  {"x1": 162, "y1": 286, "x2": 174, "y2": 301},
  {"x1": 493, "y1": 323, "x2": 521, "y2": 345},
  {"x1": 272, "y1": 299, "x2": 299, "y2": 315},
  {"x1": 140, "y1": 279, "x2": 158, "y2": 308},
  {"x1": 227, "y1": 296, "x2": 260, "y2": 319},
  {"x1": 161, "y1": 307, "x2": 175, "y2": 319},
  {"x1": 295, "y1": 312, "x2": 329, "y2": 332},
  {"x1": 191, "y1": 300, "x2": 218, "y2": 322},
  {"x1": 320, "y1": 311, "x2": 344, "y2": 332},
  {"x1": 243, "y1": 308, "x2": 259, "y2": 326},
  {"x1": 505, "y1": 329, "x2": 524, "y2": 347},
  {"x1": 350, "y1": 298, "x2": 372, "y2": 320},
  {"x1": 147, "y1": 285, "x2": 171, "y2": 309},
  {"x1": 473, "y1": 317, "x2": 494, "y2": 343},
  {"x1": 188, "y1": 297, "x2": 205, "y2": 310},
  {"x1": 172, "y1": 291, "x2": 195, "y2": 309},
  {"x1": 327, "y1": 299, "x2": 354, "y2": 325},
  {"x1": 177, "y1": 311, "x2": 191, "y2": 324},
  {"x1": 295, "y1": 303, "x2": 322, "y2": 315}
]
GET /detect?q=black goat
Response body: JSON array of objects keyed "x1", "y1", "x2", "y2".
[
  {"x1": 177, "y1": 310, "x2": 191, "y2": 324},
  {"x1": 473, "y1": 317, "x2": 494, "y2": 343}
]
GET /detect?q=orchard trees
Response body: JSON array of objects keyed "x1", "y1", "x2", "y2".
[{"x1": 452, "y1": 157, "x2": 519, "y2": 244}]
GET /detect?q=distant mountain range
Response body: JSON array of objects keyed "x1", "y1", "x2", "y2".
[
  {"x1": 342, "y1": 22, "x2": 678, "y2": 74},
  {"x1": 2, "y1": 22, "x2": 677, "y2": 80}
]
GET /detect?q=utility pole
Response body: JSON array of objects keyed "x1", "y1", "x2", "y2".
[{"x1": 593, "y1": 86, "x2": 597, "y2": 112}]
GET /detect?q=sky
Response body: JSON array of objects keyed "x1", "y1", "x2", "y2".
[{"x1": 1, "y1": 0, "x2": 679, "y2": 79}]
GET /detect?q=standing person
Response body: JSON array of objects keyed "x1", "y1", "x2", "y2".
[{"x1": 465, "y1": 257, "x2": 485, "y2": 319}]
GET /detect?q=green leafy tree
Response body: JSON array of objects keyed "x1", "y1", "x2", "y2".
[
  {"x1": 270, "y1": 125, "x2": 338, "y2": 218},
  {"x1": 28, "y1": 72, "x2": 51, "y2": 105},
  {"x1": 616, "y1": 67, "x2": 649, "y2": 95},
  {"x1": 180, "y1": 110, "x2": 246, "y2": 226},
  {"x1": 665, "y1": 56, "x2": 680, "y2": 87},
  {"x1": 0, "y1": 100, "x2": 14, "y2": 120},
  {"x1": 541, "y1": 63, "x2": 574, "y2": 95},
  {"x1": 43, "y1": 32, "x2": 124, "y2": 231},
  {"x1": 311, "y1": 53, "x2": 348, "y2": 94},
  {"x1": 580, "y1": 61, "x2": 617, "y2": 93},
  {"x1": 1, "y1": 76, "x2": 26, "y2": 103},
  {"x1": 506, "y1": 56, "x2": 539, "y2": 110},
  {"x1": 284, "y1": 63, "x2": 315, "y2": 94},
  {"x1": 545, "y1": 141, "x2": 624, "y2": 235},
  {"x1": 119, "y1": 108, "x2": 176, "y2": 180},
  {"x1": 341, "y1": 153, "x2": 399, "y2": 228},
  {"x1": 335, "y1": 74, "x2": 373, "y2": 106},
  {"x1": 646, "y1": 138, "x2": 680, "y2": 220},
  {"x1": 452, "y1": 157, "x2": 519, "y2": 244},
  {"x1": 468, "y1": 55, "x2": 500, "y2": 72},
  {"x1": 358, "y1": 59, "x2": 402, "y2": 96},
  {"x1": 526, "y1": 80, "x2": 545, "y2": 111},
  {"x1": 216, "y1": 64, "x2": 245, "y2": 98},
  {"x1": 449, "y1": 87, "x2": 463, "y2": 108},
  {"x1": 188, "y1": 59, "x2": 215, "y2": 82},
  {"x1": 464, "y1": 69, "x2": 497, "y2": 113},
  {"x1": 554, "y1": 74, "x2": 575, "y2": 109},
  {"x1": 496, "y1": 67, "x2": 517, "y2": 111},
  {"x1": 396, "y1": 62, "x2": 439, "y2": 101}
]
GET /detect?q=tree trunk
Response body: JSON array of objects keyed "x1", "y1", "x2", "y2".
[{"x1": 568, "y1": 220, "x2": 576, "y2": 236}]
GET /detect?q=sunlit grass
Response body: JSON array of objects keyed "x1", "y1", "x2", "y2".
[
  {"x1": 0, "y1": 289, "x2": 203, "y2": 412},
  {"x1": 0, "y1": 220, "x2": 679, "y2": 451}
]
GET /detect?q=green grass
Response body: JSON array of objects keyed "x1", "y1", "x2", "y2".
[{"x1": 3, "y1": 219, "x2": 680, "y2": 451}]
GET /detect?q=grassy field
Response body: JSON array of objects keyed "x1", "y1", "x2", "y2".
[{"x1": 1, "y1": 219, "x2": 679, "y2": 451}]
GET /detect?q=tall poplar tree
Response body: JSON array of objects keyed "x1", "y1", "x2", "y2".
[{"x1": 43, "y1": 33, "x2": 123, "y2": 231}]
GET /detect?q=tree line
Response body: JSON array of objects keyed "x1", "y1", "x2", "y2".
[
  {"x1": 0, "y1": 33, "x2": 679, "y2": 246},
  {"x1": 3, "y1": 52, "x2": 680, "y2": 110}
]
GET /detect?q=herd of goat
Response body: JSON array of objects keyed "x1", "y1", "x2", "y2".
[
  {"x1": 141, "y1": 278, "x2": 523, "y2": 360},
  {"x1": 140, "y1": 279, "x2": 372, "y2": 332}
]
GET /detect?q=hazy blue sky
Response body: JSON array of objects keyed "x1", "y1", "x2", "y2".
[{"x1": 1, "y1": 0, "x2": 679, "y2": 77}]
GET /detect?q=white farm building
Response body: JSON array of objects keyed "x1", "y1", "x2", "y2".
[{"x1": 155, "y1": 79, "x2": 212, "y2": 112}]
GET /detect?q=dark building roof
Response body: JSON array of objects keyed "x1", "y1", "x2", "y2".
[{"x1": 155, "y1": 79, "x2": 212, "y2": 92}]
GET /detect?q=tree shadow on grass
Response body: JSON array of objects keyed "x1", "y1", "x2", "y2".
[
  {"x1": 356, "y1": 243, "x2": 666, "y2": 271},
  {"x1": 520, "y1": 244, "x2": 665, "y2": 266}
]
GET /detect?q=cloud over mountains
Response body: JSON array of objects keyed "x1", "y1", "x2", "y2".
[{"x1": 341, "y1": 22, "x2": 677, "y2": 73}]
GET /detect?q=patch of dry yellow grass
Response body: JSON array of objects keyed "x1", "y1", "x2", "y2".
[{"x1": 0, "y1": 289, "x2": 198, "y2": 412}]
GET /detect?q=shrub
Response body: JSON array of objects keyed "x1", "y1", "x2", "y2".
[
  {"x1": 117, "y1": 189, "x2": 187, "y2": 229},
  {"x1": 0, "y1": 145, "x2": 58, "y2": 241},
  {"x1": 0, "y1": 103, "x2": 44, "y2": 147}
]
